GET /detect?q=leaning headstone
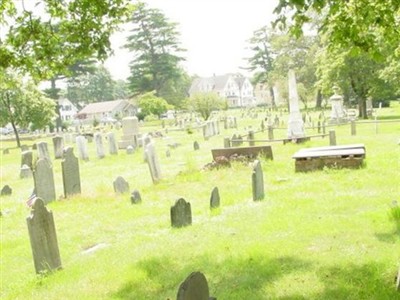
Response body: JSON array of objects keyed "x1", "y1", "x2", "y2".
[
  {"x1": 130, "y1": 190, "x2": 142, "y2": 204},
  {"x1": 177, "y1": 272, "x2": 215, "y2": 300},
  {"x1": 75, "y1": 136, "x2": 89, "y2": 161},
  {"x1": 61, "y1": 147, "x2": 81, "y2": 197},
  {"x1": 170, "y1": 198, "x2": 192, "y2": 228},
  {"x1": 33, "y1": 158, "x2": 56, "y2": 204},
  {"x1": 252, "y1": 160, "x2": 264, "y2": 201},
  {"x1": 107, "y1": 132, "x2": 118, "y2": 155},
  {"x1": 26, "y1": 198, "x2": 62, "y2": 274},
  {"x1": 126, "y1": 145, "x2": 135, "y2": 155},
  {"x1": 21, "y1": 150, "x2": 33, "y2": 169},
  {"x1": 113, "y1": 176, "x2": 130, "y2": 194},
  {"x1": 145, "y1": 142, "x2": 161, "y2": 183},
  {"x1": 210, "y1": 187, "x2": 220, "y2": 209},
  {"x1": 20, "y1": 164, "x2": 33, "y2": 179},
  {"x1": 194, "y1": 141, "x2": 200, "y2": 151},
  {"x1": 94, "y1": 133, "x2": 105, "y2": 159},
  {"x1": 37, "y1": 141, "x2": 51, "y2": 162},
  {"x1": 1, "y1": 185, "x2": 12, "y2": 196},
  {"x1": 52, "y1": 136, "x2": 64, "y2": 159}
]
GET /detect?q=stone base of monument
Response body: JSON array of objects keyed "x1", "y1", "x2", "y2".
[{"x1": 118, "y1": 134, "x2": 139, "y2": 149}]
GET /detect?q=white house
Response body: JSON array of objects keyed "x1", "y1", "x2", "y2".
[
  {"x1": 58, "y1": 98, "x2": 78, "y2": 121},
  {"x1": 189, "y1": 74, "x2": 256, "y2": 108},
  {"x1": 76, "y1": 99, "x2": 137, "y2": 123}
]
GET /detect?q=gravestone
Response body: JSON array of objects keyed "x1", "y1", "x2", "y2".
[
  {"x1": 61, "y1": 147, "x2": 81, "y2": 197},
  {"x1": 52, "y1": 136, "x2": 64, "y2": 159},
  {"x1": 107, "y1": 132, "x2": 118, "y2": 155},
  {"x1": 231, "y1": 134, "x2": 238, "y2": 147},
  {"x1": 94, "y1": 133, "x2": 105, "y2": 159},
  {"x1": 118, "y1": 116, "x2": 139, "y2": 149},
  {"x1": 252, "y1": 160, "x2": 264, "y2": 201},
  {"x1": 1, "y1": 185, "x2": 12, "y2": 196},
  {"x1": 223, "y1": 137, "x2": 230, "y2": 148},
  {"x1": 170, "y1": 198, "x2": 192, "y2": 228},
  {"x1": 329, "y1": 86, "x2": 345, "y2": 123},
  {"x1": 37, "y1": 141, "x2": 51, "y2": 162},
  {"x1": 166, "y1": 149, "x2": 171, "y2": 157},
  {"x1": 75, "y1": 136, "x2": 89, "y2": 161},
  {"x1": 113, "y1": 176, "x2": 130, "y2": 194},
  {"x1": 177, "y1": 272, "x2": 215, "y2": 300},
  {"x1": 33, "y1": 158, "x2": 56, "y2": 204},
  {"x1": 20, "y1": 164, "x2": 33, "y2": 179},
  {"x1": 210, "y1": 187, "x2": 220, "y2": 209},
  {"x1": 329, "y1": 130, "x2": 336, "y2": 146},
  {"x1": 248, "y1": 130, "x2": 255, "y2": 146},
  {"x1": 126, "y1": 145, "x2": 135, "y2": 155},
  {"x1": 26, "y1": 198, "x2": 62, "y2": 274},
  {"x1": 21, "y1": 150, "x2": 33, "y2": 169},
  {"x1": 130, "y1": 190, "x2": 142, "y2": 204},
  {"x1": 287, "y1": 69, "x2": 305, "y2": 139},
  {"x1": 145, "y1": 142, "x2": 161, "y2": 183},
  {"x1": 194, "y1": 141, "x2": 200, "y2": 151},
  {"x1": 3, "y1": 148, "x2": 9, "y2": 155}
]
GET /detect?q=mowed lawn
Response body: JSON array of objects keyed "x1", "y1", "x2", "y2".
[{"x1": 1, "y1": 105, "x2": 399, "y2": 299}]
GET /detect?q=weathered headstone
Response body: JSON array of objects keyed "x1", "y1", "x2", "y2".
[
  {"x1": 37, "y1": 141, "x2": 51, "y2": 162},
  {"x1": 194, "y1": 141, "x2": 200, "y2": 151},
  {"x1": 287, "y1": 69, "x2": 305, "y2": 139},
  {"x1": 26, "y1": 198, "x2": 62, "y2": 274},
  {"x1": 3, "y1": 148, "x2": 9, "y2": 155},
  {"x1": 75, "y1": 136, "x2": 89, "y2": 161},
  {"x1": 177, "y1": 272, "x2": 215, "y2": 300},
  {"x1": 20, "y1": 164, "x2": 33, "y2": 179},
  {"x1": 329, "y1": 86, "x2": 345, "y2": 123},
  {"x1": 113, "y1": 176, "x2": 130, "y2": 194},
  {"x1": 126, "y1": 145, "x2": 135, "y2": 155},
  {"x1": 252, "y1": 160, "x2": 264, "y2": 201},
  {"x1": 21, "y1": 150, "x2": 33, "y2": 169},
  {"x1": 118, "y1": 116, "x2": 139, "y2": 149},
  {"x1": 170, "y1": 198, "x2": 192, "y2": 228},
  {"x1": 130, "y1": 190, "x2": 142, "y2": 204},
  {"x1": 1, "y1": 185, "x2": 12, "y2": 196},
  {"x1": 94, "y1": 133, "x2": 105, "y2": 159},
  {"x1": 145, "y1": 142, "x2": 161, "y2": 183},
  {"x1": 33, "y1": 158, "x2": 56, "y2": 204},
  {"x1": 107, "y1": 132, "x2": 118, "y2": 155},
  {"x1": 52, "y1": 136, "x2": 64, "y2": 159},
  {"x1": 248, "y1": 130, "x2": 255, "y2": 146},
  {"x1": 329, "y1": 130, "x2": 336, "y2": 146},
  {"x1": 210, "y1": 187, "x2": 220, "y2": 209},
  {"x1": 61, "y1": 147, "x2": 81, "y2": 197}
]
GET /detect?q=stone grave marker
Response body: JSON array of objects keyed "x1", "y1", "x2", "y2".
[
  {"x1": 76, "y1": 136, "x2": 89, "y2": 161},
  {"x1": 252, "y1": 160, "x2": 264, "y2": 201},
  {"x1": 61, "y1": 147, "x2": 81, "y2": 197},
  {"x1": 177, "y1": 271, "x2": 215, "y2": 300},
  {"x1": 171, "y1": 198, "x2": 192, "y2": 228},
  {"x1": 26, "y1": 198, "x2": 62, "y2": 274},
  {"x1": 194, "y1": 141, "x2": 200, "y2": 151},
  {"x1": 37, "y1": 141, "x2": 51, "y2": 162},
  {"x1": 145, "y1": 142, "x2": 161, "y2": 183},
  {"x1": 20, "y1": 164, "x2": 33, "y2": 179},
  {"x1": 113, "y1": 176, "x2": 130, "y2": 194},
  {"x1": 1, "y1": 185, "x2": 12, "y2": 196},
  {"x1": 33, "y1": 158, "x2": 56, "y2": 204},
  {"x1": 21, "y1": 150, "x2": 33, "y2": 169},
  {"x1": 52, "y1": 136, "x2": 64, "y2": 159},
  {"x1": 107, "y1": 132, "x2": 118, "y2": 155},
  {"x1": 126, "y1": 145, "x2": 135, "y2": 155},
  {"x1": 94, "y1": 133, "x2": 105, "y2": 159},
  {"x1": 3, "y1": 148, "x2": 9, "y2": 155},
  {"x1": 130, "y1": 190, "x2": 142, "y2": 204},
  {"x1": 210, "y1": 187, "x2": 220, "y2": 209},
  {"x1": 118, "y1": 116, "x2": 139, "y2": 149}
]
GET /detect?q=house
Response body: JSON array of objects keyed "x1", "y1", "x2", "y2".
[
  {"x1": 189, "y1": 74, "x2": 256, "y2": 108},
  {"x1": 58, "y1": 98, "x2": 78, "y2": 121},
  {"x1": 76, "y1": 99, "x2": 137, "y2": 123}
]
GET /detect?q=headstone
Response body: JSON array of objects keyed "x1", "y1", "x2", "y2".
[
  {"x1": 61, "y1": 147, "x2": 81, "y2": 197},
  {"x1": 118, "y1": 116, "x2": 139, "y2": 149},
  {"x1": 3, "y1": 148, "x2": 9, "y2": 155},
  {"x1": 145, "y1": 142, "x2": 161, "y2": 183},
  {"x1": 210, "y1": 187, "x2": 220, "y2": 209},
  {"x1": 75, "y1": 136, "x2": 89, "y2": 161},
  {"x1": 231, "y1": 134, "x2": 238, "y2": 147},
  {"x1": 20, "y1": 164, "x2": 33, "y2": 179},
  {"x1": 287, "y1": 69, "x2": 305, "y2": 139},
  {"x1": 252, "y1": 160, "x2": 264, "y2": 201},
  {"x1": 329, "y1": 86, "x2": 345, "y2": 123},
  {"x1": 52, "y1": 136, "x2": 64, "y2": 159},
  {"x1": 223, "y1": 137, "x2": 230, "y2": 148},
  {"x1": 126, "y1": 145, "x2": 135, "y2": 155},
  {"x1": 26, "y1": 198, "x2": 62, "y2": 274},
  {"x1": 1, "y1": 185, "x2": 12, "y2": 196},
  {"x1": 113, "y1": 176, "x2": 130, "y2": 194},
  {"x1": 130, "y1": 190, "x2": 142, "y2": 204},
  {"x1": 194, "y1": 141, "x2": 200, "y2": 151},
  {"x1": 171, "y1": 198, "x2": 192, "y2": 228},
  {"x1": 21, "y1": 150, "x2": 33, "y2": 169},
  {"x1": 37, "y1": 141, "x2": 51, "y2": 162},
  {"x1": 33, "y1": 158, "x2": 56, "y2": 204},
  {"x1": 94, "y1": 133, "x2": 105, "y2": 159},
  {"x1": 107, "y1": 132, "x2": 118, "y2": 155},
  {"x1": 329, "y1": 130, "x2": 336, "y2": 146},
  {"x1": 177, "y1": 272, "x2": 214, "y2": 300},
  {"x1": 248, "y1": 130, "x2": 255, "y2": 146}
]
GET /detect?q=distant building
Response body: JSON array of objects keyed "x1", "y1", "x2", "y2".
[
  {"x1": 253, "y1": 83, "x2": 273, "y2": 107},
  {"x1": 76, "y1": 99, "x2": 137, "y2": 122},
  {"x1": 189, "y1": 74, "x2": 256, "y2": 108},
  {"x1": 58, "y1": 98, "x2": 78, "y2": 121}
]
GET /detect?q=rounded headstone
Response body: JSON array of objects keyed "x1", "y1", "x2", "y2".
[
  {"x1": 130, "y1": 190, "x2": 142, "y2": 204},
  {"x1": 126, "y1": 145, "x2": 134, "y2": 155},
  {"x1": 1, "y1": 185, "x2": 12, "y2": 196},
  {"x1": 177, "y1": 272, "x2": 210, "y2": 300}
]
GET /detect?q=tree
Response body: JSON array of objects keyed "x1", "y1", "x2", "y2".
[
  {"x1": 124, "y1": 1, "x2": 186, "y2": 105},
  {"x1": 0, "y1": 72, "x2": 55, "y2": 147},
  {"x1": 136, "y1": 91, "x2": 171, "y2": 119},
  {"x1": 189, "y1": 92, "x2": 226, "y2": 121}
]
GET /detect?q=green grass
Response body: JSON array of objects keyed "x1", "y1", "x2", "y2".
[{"x1": 1, "y1": 103, "x2": 400, "y2": 299}]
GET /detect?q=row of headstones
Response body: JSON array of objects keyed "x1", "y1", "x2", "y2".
[{"x1": 26, "y1": 160, "x2": 264, "y2": 276}]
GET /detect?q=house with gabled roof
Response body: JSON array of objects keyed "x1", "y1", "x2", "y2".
[
  {"x1": 189, "y1": 74, "x2": 256, "y2": 108},
  {"x1": 76, "y1": 99, "x2": 137, "y2": 122}
]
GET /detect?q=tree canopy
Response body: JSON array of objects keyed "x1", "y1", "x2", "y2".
[{"x1": 189, "y1": 92, "x2": 226, "y2": 121}]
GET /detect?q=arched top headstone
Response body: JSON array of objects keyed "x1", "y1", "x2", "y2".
[
  {"x1": 177, "y1": 272, "x2": 210, "y2": 300},
  {"x1": 170, "y1": 198, "x2": 192, "y2": 228}
]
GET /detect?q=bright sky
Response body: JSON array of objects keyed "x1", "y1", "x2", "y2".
[{"x1": 104, "y1": 0, "x2": 278, "y2": 81}]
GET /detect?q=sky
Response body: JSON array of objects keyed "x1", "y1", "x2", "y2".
[{"x1": 104, "y1": 0, "x2": 278, "y2": 81}]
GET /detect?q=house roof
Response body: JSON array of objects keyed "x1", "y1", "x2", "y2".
[
  {"x1": 78, "y1": 100, "x2": 129, "y2": 115},
  {"x1": 189, "y1": 74, "x2": 250, "y2": 94}
]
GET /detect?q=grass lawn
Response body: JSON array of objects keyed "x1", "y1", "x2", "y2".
[{"x1": 1, "y1": 103, "x2": 400, "y2": 299}]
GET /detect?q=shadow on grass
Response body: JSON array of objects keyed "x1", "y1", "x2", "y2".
[
  {"x1": 375, "y1": 229, "x2": 399, "y2": 244},
  {"x1": 112, "y1": 255, "x2": 312, "y2": 299},
  {"x1": 377, "y1": 115, "x2": 400, "y2": 120}
]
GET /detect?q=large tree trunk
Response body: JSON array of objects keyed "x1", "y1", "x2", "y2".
[
  {"x1": 358, "y1": 98, "x2": 368, "y2": 119},
  {"x1": 315, "y1": 89, "x2": 322, "y2": 108},
  {"x1": 269, "y1": 87, "x2": 275, "y2": 108},
  {"x1": 10, "y1": 120, "x2": 21, "y2": 148},
  {"x1": 50, "y1": 78, "x2": 62, "y2": 131}
]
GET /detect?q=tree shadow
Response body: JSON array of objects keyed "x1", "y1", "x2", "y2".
[
  {"x1": 112, "y1": 254, "x2": 312, "y2": 299},
  {"x1": 375, "y1": 229, "x2": 399, "y2": 244}
]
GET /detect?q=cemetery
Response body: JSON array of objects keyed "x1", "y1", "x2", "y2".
[{"x1": 1, "y1": 103, "x2": 400, "y2": 299}]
